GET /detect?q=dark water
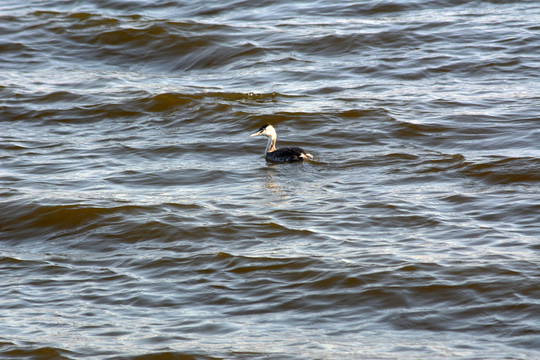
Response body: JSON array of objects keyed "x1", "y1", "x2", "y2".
[{"x1": 1, "y1": 0, "x2": 540, "y2": 359}]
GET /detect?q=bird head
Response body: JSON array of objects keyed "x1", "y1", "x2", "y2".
[{"x1": 250, "y1": 123, "x2": 276, "y2": 138}]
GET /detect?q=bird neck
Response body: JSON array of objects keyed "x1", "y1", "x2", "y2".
[{"x1": 265, "y1": 135, "x2": 276, "y2": 154}]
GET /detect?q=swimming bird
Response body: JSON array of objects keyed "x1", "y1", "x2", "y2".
[{"x1": 250, "y1": 123, "x2": 313, "y2": 163}]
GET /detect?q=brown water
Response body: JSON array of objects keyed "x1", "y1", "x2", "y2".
[{"x1": 1, "y1": 1, "x2": 539, "y2": 359}]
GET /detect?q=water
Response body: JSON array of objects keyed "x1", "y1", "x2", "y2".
[{"x1": 1, "y1": 0, "x2": 539, "y2": 359}]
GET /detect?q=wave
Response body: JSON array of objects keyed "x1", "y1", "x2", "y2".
[
  {"x1": 6, "y1": 4, "x2": 531, "y2": 81},
  {"x1": 0, "y1": 345, "x2": 75, "y2": 360},
  {"x1": 109, "y1": 351, "x2": 211, "y2": 360},
  {"x1": 10, "y1": 10, "x2": 264, "y2": 72},
  {"x1": 1, "y1": 89, "x2": 288, "y2": 123},
  {"x1": 459, "y1": 156, "x2": 540, "y2": 184},
  {"x1": 0, "y1": 201, "x2": 168, "y2": 244}
]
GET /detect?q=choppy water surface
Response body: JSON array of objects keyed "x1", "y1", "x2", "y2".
[{"x1": 1, "y1": 0, "x2": 539, "y2": 359}]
